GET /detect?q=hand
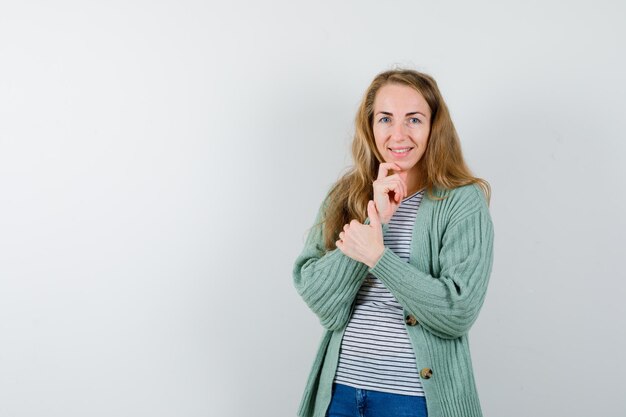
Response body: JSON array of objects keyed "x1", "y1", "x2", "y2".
[
  {"x1": 373, "y1": 162, "x2": 407, "y2": 224},
  {"x1": 336, "y1": 201, "x2": 385, "y2": 268}
]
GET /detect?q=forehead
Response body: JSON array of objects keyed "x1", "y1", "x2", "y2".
[{"x1": 374, "y1": 83, "x2": 431, "y2": 115}]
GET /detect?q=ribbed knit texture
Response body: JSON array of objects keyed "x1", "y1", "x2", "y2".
[{"x1": 293, "y1": 184, "x2": 494, "y2": 417}]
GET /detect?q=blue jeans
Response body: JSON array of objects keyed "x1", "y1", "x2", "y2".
[{"x1": 326, "y1": 383, "x2": 428, "y2": 417}]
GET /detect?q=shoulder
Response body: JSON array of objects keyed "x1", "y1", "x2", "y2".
[
  {"x1": 428, "y1": 183, "x2": 491, "y2": 227},
  {"x1": 448, "y1": 183, "x2": 489, "y2": 209}
]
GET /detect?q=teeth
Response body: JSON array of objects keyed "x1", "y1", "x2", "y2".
[{"x1": 390, "y1": 148, "x2": 412, "y2": 153}]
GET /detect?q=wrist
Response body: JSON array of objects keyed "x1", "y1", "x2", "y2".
[{"x1": 366, "y1": 246, "x2": 385, "y2": 269}]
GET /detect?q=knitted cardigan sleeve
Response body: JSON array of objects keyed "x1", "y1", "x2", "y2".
[
  {"x1": 369, "y1": 189, "x2": 494, "y2": 340},
  {"x1": 292, "y1": 198, "x2": 374, "y2": 331}
]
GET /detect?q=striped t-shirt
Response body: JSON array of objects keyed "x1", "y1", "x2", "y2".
[{"x1": 334, "y1": 189, "x2": 425, "y2": 396}]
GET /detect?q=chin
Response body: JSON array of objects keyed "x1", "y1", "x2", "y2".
[{"x1": 395, "y1": 160, "x2": 418, "y2": 170}]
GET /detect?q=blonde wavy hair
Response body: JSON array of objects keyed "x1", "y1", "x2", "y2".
[{"x1": 320, "y1": 69, "x2": 490, "y2": 251}]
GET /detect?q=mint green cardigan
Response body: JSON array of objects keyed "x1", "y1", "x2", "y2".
[{"x1": 293, "y1": 184, "x2": 494, "y2": 417}]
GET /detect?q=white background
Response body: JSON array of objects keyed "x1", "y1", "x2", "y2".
[{"x1": 1, "y1": 1, "x2": 625, "y2": 416}]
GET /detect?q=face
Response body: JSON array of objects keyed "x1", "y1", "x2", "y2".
[{"x1": 372, "y1": 83, "x2": 432, "y2": 178}]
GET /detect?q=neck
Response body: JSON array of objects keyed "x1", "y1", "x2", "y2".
[
  {"x1": 406, "y1": 182, "x2": 424, "y2": 197},
  {"x1": 397, "y1": 167, "x2": 425, "y2": 197}
]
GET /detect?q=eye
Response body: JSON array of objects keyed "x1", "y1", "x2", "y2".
[
  {"x1": 378, "y1": 116, "x2": 391, "y2": 124},
  {"x1": 408, "y1": 117, "x2": 420, "y2": 124}
]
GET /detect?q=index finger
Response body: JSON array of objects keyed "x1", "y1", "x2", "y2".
[{"x1": 377, "y1": 162, "x2": 402, "y2": 180}]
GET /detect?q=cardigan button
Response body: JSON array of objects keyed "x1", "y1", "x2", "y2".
[
  {"x1": 405, "y1": 315, "x2": 418, "y2": 326},
  {"x1": 420, "y1": 368, "x2": 433, "y2": 380}
]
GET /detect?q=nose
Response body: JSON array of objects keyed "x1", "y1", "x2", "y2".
[{"x1": 390, "y1": 120, "x2": 408, "y2": 140}]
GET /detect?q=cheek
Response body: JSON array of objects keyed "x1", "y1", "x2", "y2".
[
  {"x1": 417, "y1": 129, "x2": 430, "y2": 146},
  {"x1": 373, "y1": 131, "x2": 385, "y2": 150}
]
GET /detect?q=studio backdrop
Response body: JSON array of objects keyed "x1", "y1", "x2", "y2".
[{"x1": 0, "y1": 1, "x2": 624, "y2": 416}]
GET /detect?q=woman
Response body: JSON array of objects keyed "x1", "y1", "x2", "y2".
[{"x1": 293, "y1": 69, "x2": 494, "y2": 417}]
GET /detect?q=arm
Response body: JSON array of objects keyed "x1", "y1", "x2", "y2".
[
  {"x1": 292, "y1": 201, "x2": 371, "y2": 331},
  {"x1": 369, "y1": 208, "x2": 494, "y2": 339}
]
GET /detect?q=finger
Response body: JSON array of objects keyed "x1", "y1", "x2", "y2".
[
  {"x1": 387, "y1": 174, "x2": 408, "y2": 199},
  {"x1": 383, "y1": 179, "x2": 404, "y2": 202},
  {"x1": 373, "y1": 176, "x2": 404, "y2": 200},
  {"x1": 384, "y1": 174, "x2": 406, "y2": 199},
  {"x1": 387, "y1": 176, "x2": 406, "y2": 202},
  {"x1": 378, "y1": 177, "x2": 401, "y2": 194},
  {"x1": 367, "y1": 200, "x2": 381, "y2": 227},
  {"x1": 377, "y1": 162, "x2": 402, "y2": 180}
]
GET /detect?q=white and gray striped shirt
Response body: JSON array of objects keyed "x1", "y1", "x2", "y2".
[{"x1": 334, "y1": 189, "x2": 425, "y2": 396}]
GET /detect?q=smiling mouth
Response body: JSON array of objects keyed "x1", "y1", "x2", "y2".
[{"x1": 389, "y1": 147, "x2": 414, "y2": 154}]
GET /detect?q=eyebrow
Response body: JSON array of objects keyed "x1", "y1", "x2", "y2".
[{"x1": 376, "y1": 111, "x2": 427, "y2": 117}]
